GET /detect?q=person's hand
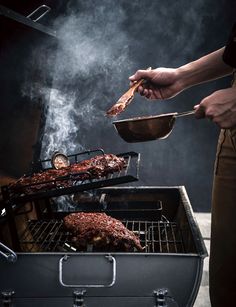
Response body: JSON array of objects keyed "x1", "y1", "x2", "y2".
[
  {"x1": 129, "y1": 67, "x2": 183, "y2": 100},
  {"x1": 194, "y1": 87, "x2": 236, "y2": 128}
]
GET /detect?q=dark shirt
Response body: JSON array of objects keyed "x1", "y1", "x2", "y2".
[{"x1": 223, "y1": 22, "x2": 236, "y2": 68}]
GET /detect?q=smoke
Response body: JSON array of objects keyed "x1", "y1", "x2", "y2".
[
  {"x1": 32, "y1": 0, "x2": 217, "y2": 159},
  {"x1": 21, "y1": 0, "x2": 230, "y2": 211},
  {"x1": 42, "y1": 88, "x2": 84, "y2": 158},
  {"x1": 41, "y1": 0, "x2": 133, "y2": 158}
]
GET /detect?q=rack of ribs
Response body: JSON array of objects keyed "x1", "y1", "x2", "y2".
[
  {"x1": 9, "y1": 154, "x2": 125, "y2": 194},
  {"x1": 64, "y1": 212, "x2": 143, "y2": 252}
]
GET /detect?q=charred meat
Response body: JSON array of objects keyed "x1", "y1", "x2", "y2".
[
  {"x1": 64, "y1": 212, "x2": 143, "y2": 252},
  {"x1": 9, "y1": 154, "x2": 125, "y2": 194}
]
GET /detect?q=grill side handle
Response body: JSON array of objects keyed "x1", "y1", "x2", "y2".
[
  {"x1": 0, "y1": 242, "x2": 17, "y2": 263},
  {"x1": 59, "y1": 254, "x2": 116, "y2": 288},
  {"x1": 27, "y1": 5, "x2": 51, "y2": 22}
]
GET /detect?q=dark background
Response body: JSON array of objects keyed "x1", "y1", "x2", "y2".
[{"x1": 0, "y1": 0, "x2": 236, "y2": 211}]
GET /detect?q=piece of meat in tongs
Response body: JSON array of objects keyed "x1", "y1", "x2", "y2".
[{"x1": 106, "y1": 67, "x2": 151, "y2": 117}]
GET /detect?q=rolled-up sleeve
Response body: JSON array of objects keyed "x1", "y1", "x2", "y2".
[{"x1": 223, "y1": 22, "x2": 236, "y2": 68}]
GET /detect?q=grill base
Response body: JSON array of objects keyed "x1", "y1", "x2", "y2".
[
  {"x1": 0, "y1": 186, "x2": 207, "y2": 307},
  {"x1": 7, "y1": 295, "x2": 178, "y2": 307},
  {"x1": 0, "y1": 252, "x2": 203, "y2": 307}
]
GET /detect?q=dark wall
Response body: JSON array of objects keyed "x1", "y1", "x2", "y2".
[
  {"x1": 1, "y1": 0, "x2": 235, "y2": 210},
  {"x1": 0, "y1": 12, "x2": 56, "y2": 177}
]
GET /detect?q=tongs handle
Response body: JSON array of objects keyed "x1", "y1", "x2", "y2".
[
  {"x1": 175, "y1": 110, "x2": 195, "y2": 118},
  {"x1": 0, "y1": 242, "x2": 17, "y2": 263}
]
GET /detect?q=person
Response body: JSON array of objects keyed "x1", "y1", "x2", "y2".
[{"x1": 129, "y1": 23, "x2": 236, "y2": 307}]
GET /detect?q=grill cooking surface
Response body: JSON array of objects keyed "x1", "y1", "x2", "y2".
[{"x1": 19, "y1": 219, "x2": 185, "y2": 253}]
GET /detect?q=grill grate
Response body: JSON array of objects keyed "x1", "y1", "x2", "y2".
[
  {"x1": 19, "y1": 219, "x2": 185, "y2": 253},
  {"x1": 3, "y1": 151, "x2": 140, "y2": 203}
]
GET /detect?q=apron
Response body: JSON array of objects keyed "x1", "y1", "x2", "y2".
[{"x1": 209, "y1": 76, "x2": 236, "y2": 306}]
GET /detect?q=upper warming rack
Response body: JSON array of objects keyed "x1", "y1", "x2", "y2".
[{"x1": 1, "y1": 149, "x2": 140, "y2": 203}]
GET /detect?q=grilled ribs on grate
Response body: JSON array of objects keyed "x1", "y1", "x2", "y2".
[
  {"x1": 64, "y1": 212, "x2": 143, "y2": 252},
  {"x1": 9, "y1": 154, "x2": 125, "y2": 194}
]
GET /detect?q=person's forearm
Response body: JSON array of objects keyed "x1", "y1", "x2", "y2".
[{"x1": 176, "y1": 47, "x2": 234, "y2": 90}]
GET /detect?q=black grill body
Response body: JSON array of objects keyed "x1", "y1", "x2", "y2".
[{"x1": 0, "y1": 186, "x2": 207, "y2": 307}]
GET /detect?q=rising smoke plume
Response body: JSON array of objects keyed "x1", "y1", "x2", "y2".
[
  {"x1": 22, "y1": 0, "x2": 229, "y2": 211},
  {"x1": 40, "y1": 0, "x2": 219, "y2": 158},
  {"x1": 41, "y1": 0, "x2": 133, "y2": 158}
]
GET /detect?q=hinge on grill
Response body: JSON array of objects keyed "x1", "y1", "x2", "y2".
[
  {"x1": 1, "y1": 291, "x2": 15, "y2": 307},
  {"x1": 154, "y1": 289, "x2": 168, "y2": 307},
  {"x1": 73, "y1": 290, "x2": 86, "y2": 307}
]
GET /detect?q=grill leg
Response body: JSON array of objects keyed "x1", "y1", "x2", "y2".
[
  {"x1": 154, "y1": 289, "x2": 179, "y2": 307},
  {"x1": 154, "y1": 289, "x2": 168, "y2": 307},
  {"x1": 1, "y1": 291, "x2": 15, "y2": 307},
  {"x1": 73, "y1": 290, "x2": 86, "y2": 307}
]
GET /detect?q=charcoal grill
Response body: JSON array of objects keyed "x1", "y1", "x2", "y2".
[
  {"x1": 0, "y1": 186, "x2": 207, "y2": 307},
  {"x1": 0, "y1": 10, "x2": 206, "y2": 306}
]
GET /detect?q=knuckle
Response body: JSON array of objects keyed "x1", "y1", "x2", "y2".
[
  {"x1": 205, "y1": 106, "x2": 215, "y2": 118},
  {"x1": 214, "y1": 89, "x2": 223, "y2": 96},
  {"x1": 200, "y1": 98, "x2": 209, "y2": 107},
  {"x1": 135, "y1": 70, "x2": 142, "y2": 77},
  {"x1": 205, "y1": 110, "x2": 214, "y2": 118}
]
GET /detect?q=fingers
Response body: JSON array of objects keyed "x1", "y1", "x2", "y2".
[
  {"x1": 194, "y1": 104, "x2": 206, "y2": 119},
  {"x1": 135, "y1": 85, "x2": 152, "y2": 98},
  {"x1": 137, "y1": 87, "x2": 157, "y2": 100},
  {"x1": 194, "y1": 93, "x2": 236, "y2": 128},
  {"x1": 194, "y1": 100, "x2": 216, "y2": 120},
  {"x1": 194, "y1": 95, "x2": 216, "y2": 120},
  {"x1": 129, "y1": 68, "x2": 165, "y2": 100},
  {"x1": 208, "y1": 108, "x2": 236, "y2": 128},
  {"x1": 129, "y1": 69, "x2": 152, "y2": 82},
  {"x1": 137, "y1": 85, "x2": 144, "y2": 95}
]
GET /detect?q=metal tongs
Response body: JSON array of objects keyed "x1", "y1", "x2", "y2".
[{"x1": 106, "y1": 67, "x2": 152, "y2": 117}]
